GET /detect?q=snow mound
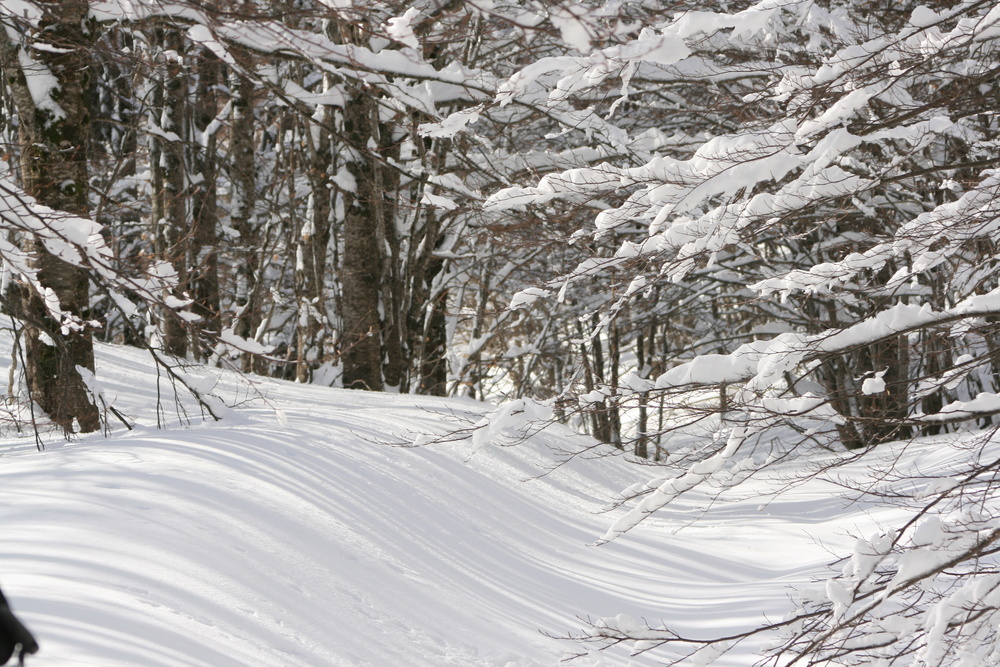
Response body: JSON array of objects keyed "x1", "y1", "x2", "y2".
[{"x1": 0, "y1": 343, "x2": 882, "y2": 666}]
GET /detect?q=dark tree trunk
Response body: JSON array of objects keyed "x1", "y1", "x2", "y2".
[
  {"x1": 228, "y1": 74, "x2": 264, "y2": 373},
  {"x1": 0, "y1": 1, "x2": 101, "y2": 432},
  {"x1": 608, "y1": 321, "x2": 622, "y2": 447},
  {"x1": 340, "y1": 90, "x2": 383, "y2": 391},
  {"x1": 377, "y1": 121, "x2": 404, "y2": 391},
  {"x1": 418, "y1": 267, "x2": 449, "y2": 396},
  {"x1": 635, "y1": 327, "x2": 649, "y2": 459},
  {"x1": 188, "y1": 48, "x2": 222, "y2": 357}
]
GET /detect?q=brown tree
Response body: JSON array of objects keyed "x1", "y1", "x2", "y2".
[{"x1": 0, "y1": 1, "x2": 101, "y2": 432}]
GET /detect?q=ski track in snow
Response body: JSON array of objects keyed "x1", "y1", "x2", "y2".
[{"x1": 0, "y1": 342, "x2": 892, "y2": 666}]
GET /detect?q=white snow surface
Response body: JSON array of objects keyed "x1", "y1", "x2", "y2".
[{"x1": 0, "y1": 342, "x2": 894, "y2": 666}]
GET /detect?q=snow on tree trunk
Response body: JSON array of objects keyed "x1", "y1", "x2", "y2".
[
  {"x1": 188, "y1": 47, "x2": 223, "y2": 358},
  {"x1": 227, "y1": 73, "x2": 263, "y2": 374},
  {"x1": 297, "y1": 98, "x2": 334, "y2": 383},
  {"x1": 1, "y1": 0, "x2": 100, "y2": 433},
  {"x1": 150, "y1": 27, "x2": 190, "y2": 359}
]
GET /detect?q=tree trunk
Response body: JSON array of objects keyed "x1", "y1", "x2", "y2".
[
  {"x1": 340, "y1": 89, "x2": 383, "y2": 391},
  {"x1": 228, "y1": 74, "x2": 263, "y2": 373},
  {"x1": 150, "y1": 29, "x2": 189, "y2": 358},
  {"x1": 418, "y1": 278, "x2": 450, "y2": 396},
  {"x1": 635, "y1": 327, "x2": 649, "y2": 459},
  {"x1": 188, "y1": 48, "x2": 222, "y2": 358},
  {"x1": 376, "y1": 120, "x2": 404, "y2": 391},
  {"x1": 0, "y1": 1, "x2": 101, "y2": 432},
  {"x1": 296, "y1": 97, "x2": 333, "y2": 383}
]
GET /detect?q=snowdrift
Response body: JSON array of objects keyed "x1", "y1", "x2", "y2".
[{"x1": 0, "y1": 343, "x2": 890, "y2": 666}]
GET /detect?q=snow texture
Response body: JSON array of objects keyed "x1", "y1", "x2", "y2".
[{"x1": 0, "y1": 340, "x2": 894, "y2": 667}]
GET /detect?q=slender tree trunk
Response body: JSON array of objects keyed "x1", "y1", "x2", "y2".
[
  {"x1": 608, "y1": 321, "x2": 622, "y2": 447},
  {"x1": 377, "y1": 120, "x2": 404, "y2": 391},
  {"x1": 418, "y1": 268, "x2": 449, "y2": 396},
  {"x1": 296, "y1": 97, "x2": 333, "y2": 382},
  {"x1": 188, "y1": 49, "x2": 222, "y2": 358},
  {"x1": 340, "y1": 89, "x2": 382, "y2": 391},
  {"x1": 636, "y1": 327, "x2": 649, "y2": 459},
  {"x1": 150, "y1": 29, "x2": 189, "y2": 358},
  {"x1": 578, "y1": 320, "x2": 610, "y2": 443},
  {"x1": 228, "y1": 75, "x2": 263, "y2": 372}
]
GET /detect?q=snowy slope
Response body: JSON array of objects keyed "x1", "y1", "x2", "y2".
[{"x1": 0, "y1": 342, "x2": 892, "y2": 666}]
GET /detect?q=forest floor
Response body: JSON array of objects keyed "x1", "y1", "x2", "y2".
[{"x1": 0, "y1": 340, "x2": 909, "y2": 666}]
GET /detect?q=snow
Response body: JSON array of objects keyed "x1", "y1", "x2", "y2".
[
  {"x1": 186, "y1": 25, "x2": 236, "y2": 67},
  {"x1": 909, "y1": 6, "x2": 943, "y2": 28},
  {"x1": 549, "y1": 4, "x2": 593, "y2": 53},
  {"x1": 383, "y1": 8, "x2": 421, "y2": 51},
  {"x1": 862, "y1": 373, "x2": 887, "y2": 395},
  {"x1": 217, "y1": 327, "x2": 271, "y2": 355},
  {"x1": 509, "y1": 287, "x2": 552, "y2": 310},
  {"x1": 0, "y1": 339, "x2": 908, "y2": 666},
  {"x1": 420, "y1": 192, "x2": 459, "y2": 211},
  {"x1": 0, "y1": 0, "x2": 993, "y2": 661}
]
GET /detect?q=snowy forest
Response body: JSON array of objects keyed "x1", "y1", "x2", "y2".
[{"x1": 3, "y1": 0, "x2": 1000, "y2": 665}]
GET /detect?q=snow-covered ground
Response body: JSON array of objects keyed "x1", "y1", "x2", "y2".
[{"x1": 0, "y1": 342, "x2": 898, "y2": 666}]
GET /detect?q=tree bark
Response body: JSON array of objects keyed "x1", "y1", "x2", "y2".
[
  {"x1": 340, "y1": 89, "x2": 383, "y2": 391},
  {"x1": 228, "y1": 74, "x2": 264, "y2": 373},
  {"x1": 296, "y1": 95, "x2": 334, "y2": 383},
  {"x1": 149, "y1": 28, "x2": 189, "y2": 358},
  {"x1": 188, "y1": 48, "x2": 222, "y2": 357},
  {"x1": 1, "y1": 1, "x2": 101, "y2": 432}
]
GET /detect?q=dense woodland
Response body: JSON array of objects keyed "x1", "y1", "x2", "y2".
[{"x1": 3, "y1": 0, "x2": 1000, "y2": 664}]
